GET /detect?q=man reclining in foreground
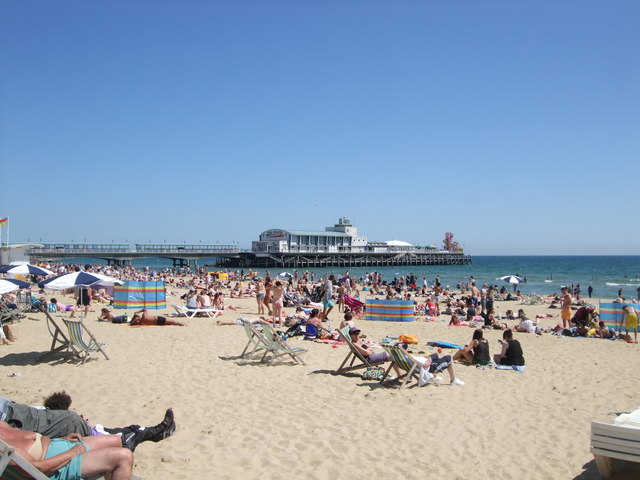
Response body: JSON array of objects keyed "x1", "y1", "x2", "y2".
[
  {"x1": 0, "y1": 420, "x2": 133, "y2": 480},
  {"x1": 0, "y1": 392, "x2": 175, "y2": 452}
]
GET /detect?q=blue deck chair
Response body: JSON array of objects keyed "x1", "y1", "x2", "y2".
[{"x1": 62, "y1": 319, "x2": 109, "y2": 364}]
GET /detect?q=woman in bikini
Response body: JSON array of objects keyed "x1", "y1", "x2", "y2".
[
  {"x1": 255, "y1": 280, "x2": 265, "y2": 315},
  {"x1": 263, "y1": 278, "x2": 273, "y2": 316},
  {"x1": 0, "y1": 420, "x2": 133, "y2": 480}
]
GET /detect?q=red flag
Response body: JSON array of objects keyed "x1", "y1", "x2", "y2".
[{"x1": 0, "y1": 217, "x2": 8, "y2": 226}]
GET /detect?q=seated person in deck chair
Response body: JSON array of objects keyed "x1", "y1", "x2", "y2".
[
  {"x1": 130, "y1": 309, "x2": 185, "y2": 326},
  {"x1": 349, "y1": 328, "x2": 402, "y2": 377},
  {"x1": 0, "y1": 420, "x2": 133, "y2": 480},
  {"x1": 401, "y1": 345, "x2": 465, "y2": 386}
]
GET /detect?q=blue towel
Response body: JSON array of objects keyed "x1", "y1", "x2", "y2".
[{"x1": 495, "y1": 365, "x2": 526, "y2": 372}]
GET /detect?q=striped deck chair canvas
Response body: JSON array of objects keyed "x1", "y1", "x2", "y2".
[
  {"x1": 62, "y1": 319, "x2": 109, "y2": 364},
  {"x1": 380, "y1": 345, "x2": 422, "y2": 389},
  {"x1": 365, "y1": 299, "x2": 414, "y2": 322},
  {"x1": 599, "y1": 302, "x2": 638, "y2": 332}
]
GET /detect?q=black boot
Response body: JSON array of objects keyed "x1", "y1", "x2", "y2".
[{"x1": 143, "y1": 408, "x2": 175, "y2": 443}]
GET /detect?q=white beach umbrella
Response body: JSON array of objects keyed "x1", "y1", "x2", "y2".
[
  {"x1": 0, "y1": 264, "x2": 54, "y2": 276},
  {"x1": 278, "y1": 272, "x2": 293, "y2": 278},
  {"x1": 0, "y1": 278, "x2": 31, "y2": 294},
  {"x1": 38, "y1": 271, "x2": 123, "y2": 290}
]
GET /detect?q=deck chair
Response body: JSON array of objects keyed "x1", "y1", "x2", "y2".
[
  {"x1": 62, "y1": 319, "x2": 109, "y2": 364},
  {"x1": 0, "y1": 438, "x2": 49, "y2": 480},
  {"x1": 591, "y1": 420, "x2": 640, "y2": 478},
  {"x1": 259, "y1": 321, "x2": 307, "y2": 366},
  {"x1": 240, "y1": 320, "x2": 270, "y2": 360},
  {"x1": 335, "y1": 325, "x2": 374, "y2": 374},
  {"x1": 172, "y1": 304, "x2": 221, "y2": 318},
  {"x1": 37, "y1": 310, "x2": 77, "y2": 362},
  {"x1": 380, "y1": 345, "x2": 423, "y2": 389}
]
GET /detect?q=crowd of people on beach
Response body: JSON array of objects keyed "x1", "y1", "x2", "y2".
[{"x1": 1, "y1": 261, "x2": 639, "y2": 478}]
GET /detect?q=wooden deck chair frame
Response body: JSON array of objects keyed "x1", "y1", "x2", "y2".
[
  {"x1": 0, "y1": 438, "x2": 50, "y2": 480},
  {"x1": 380, "y1": 345, "x2": 422, "y2": 389},
  {"x1": 259, "y1": 321, "x2": 307, "y2": 366},
  {"x1": 591, "y1": 421, "x2": 640, "y2": 478},
  {"x1": 62, "y1": 319, "x2": 109, "y2": 364},
  {"x1": 37, "y1": 310, "x2": 77, "y2": 362},
  {"x1": 335, "y1": 325, "x2": 374, "y2": 374},
  {"x1": 240, "y1": 320, "x2": 270, "y2": 361}
]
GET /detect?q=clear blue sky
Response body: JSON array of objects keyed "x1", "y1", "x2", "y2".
[{"x1": 1, "y1": 1, "x2": 638, "y2": 255}]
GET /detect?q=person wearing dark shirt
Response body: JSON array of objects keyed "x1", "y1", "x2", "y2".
[{"x1": 494, "y1": 329, "x2": 525, "y2": 366}]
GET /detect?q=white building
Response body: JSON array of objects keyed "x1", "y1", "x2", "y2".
[{"x1": 252, "y1": 217, "x2": 414, "y2": 254}]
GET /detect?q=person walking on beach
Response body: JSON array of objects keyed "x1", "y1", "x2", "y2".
[
  {"x1": 561, "y1": 287, "x2": 572, "y2": 329},
  {"x1": 322, "y1": 275, "x2": 335, "y2": 321},
  {"x1": 588, "y1": 285, "x2": 593, "y2": 298}
]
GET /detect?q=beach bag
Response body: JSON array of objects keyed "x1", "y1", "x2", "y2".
[
  {"x1": 361, "y1": 366, "x2": 385, "y2": 381},
  {"x1": 399, "y1": 334, "x2": 419, "y2": 344}
]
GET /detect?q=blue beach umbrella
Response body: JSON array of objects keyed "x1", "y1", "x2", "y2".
[
  {"x1": 38, "y1": 271, "x2": 123, "y2": 290},
  {"x1": 0, "y1": 278, "x2": 31, "y2": 294},
  {"x1": 0, "y1": 264, "x2": 54, "y2": 276},
  {"x1": 500, "y1": 275, "x2": 524, "y2": 285}
]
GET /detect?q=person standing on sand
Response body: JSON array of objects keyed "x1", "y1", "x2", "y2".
[
  {"x1": 322, "y1": 275, "x2": 335, "y2": 321},
  {"x1": 561, "y1": 287, "x2": 572, "y2": 329},
  {"x1": 255, "y1": 280, "x2": 265, "y2": 315},
  {"x1": 588, "y1": 285, "x2": 593, "y2": 298},
  {"x1": 271, "y1": 281, "x2": 285, "y2": 326},
  {"x1": 264, "y1": 278, "x2": 273, "y2": 316}
]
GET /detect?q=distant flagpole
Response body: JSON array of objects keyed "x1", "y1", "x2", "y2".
[{"x1": 0, "y1": 216, "x2": 7, "y2": 247}]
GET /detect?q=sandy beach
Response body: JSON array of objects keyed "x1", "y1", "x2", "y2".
[{"x1": 1, "y1": 284, "x2": 639, "y2": 480}]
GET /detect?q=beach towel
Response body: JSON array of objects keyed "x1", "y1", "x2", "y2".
[
  {"x1": 365, "y1": 299, "x2": 414, "y2": 322},
  {"x1": 427, "y1": 341, "x2": 462, "y2": 349},
  {"x1": 314, "y1": 339, "x2": 347, "y2": 345},
  {"x1": 495, "y1": 365, "x2": 526, "y2": 372},
  {"x1": 599, "y1": 302, "x2": 639, "y2": 332},
  {"x1": 113, "y1": 281, "x2": 166, "y2": 309}
]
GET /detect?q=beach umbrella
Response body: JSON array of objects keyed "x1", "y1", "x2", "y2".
[
  {"x1": 0, "y1": 278, "x2": 31, "y2": 294},
  {"x1": 38, "y1": 271, "x2": 123, "y2": 290},
  {"x1": 277, "y1": 272, "x2": 293, "y2": 278},
  {"x1": 500, "y1": 275, "x2": 524, "y2": 285},
  {"x1": 0, "y1": 264, "x2": 54, "y2": 276},
  {"x1": 500, "y1": 275, "x2": 524, "y2": 292}
]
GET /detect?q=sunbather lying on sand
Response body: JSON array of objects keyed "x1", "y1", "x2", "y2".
[
  {"x1": 0, "y1": 394, "x2": 175, "y2": 452},
  {"x1": 130, "y1": 309, "x2": 185, "y2": 326}
]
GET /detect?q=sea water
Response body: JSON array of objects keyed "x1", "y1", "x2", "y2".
[{"x1": 60, "y1": 255, "x2": 640, "y2": 300}]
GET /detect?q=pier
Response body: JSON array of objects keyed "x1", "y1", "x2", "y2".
[{"x1": 27, "y1": 243, "x2": 471, "y2": 268}]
